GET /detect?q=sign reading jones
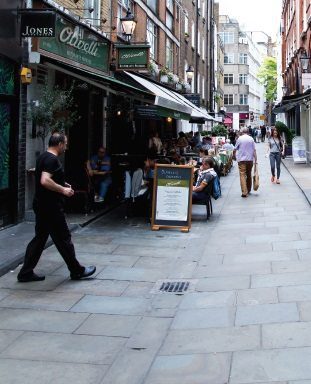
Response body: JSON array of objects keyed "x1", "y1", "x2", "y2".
[
  {"x1": 116, "y1": 45, "x2": 150, "y2": 70},
  {"x1": 39, "y1": 15, "x2": 109, "y2": 72},
  {"x1": 21, "y1": 11, "x2": 56, "y2": 37}
]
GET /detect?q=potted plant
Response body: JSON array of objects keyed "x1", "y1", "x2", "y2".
[
  {"x1": 148, "y1": 61, "x2": 159, "y2": 77},
  {"x1": 160, "y1": 67, "x2": 169, "y2": 83},
  {"x1": 275, "y1": 120, "x2": 295, "y2": 156},
  {"x1": 28, "y1": 82, "x2": 80, "y2": 151}
]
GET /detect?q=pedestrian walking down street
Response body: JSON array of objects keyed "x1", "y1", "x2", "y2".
[
  {"x1": 266, "y1": 128, "x2": 285, "y2": 184},
  {"x1": 17, "y1": 133, "x2": 96, "y2": 282},
  {"x1": 233, "y1": 127, "x2": 257, "y2": 198}
]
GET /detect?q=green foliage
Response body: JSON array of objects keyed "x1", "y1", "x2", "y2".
[
  {"x1": 28, "y1": 82, "x2": 79, "y2": 148},
  {"x1": 275, "y1": 121, "x2": 295, "y2": 144},
  {"x1": 257, "y1": 57, "x2": 277, "y2": 102},
  {"x1": 211, "y1": 124, "x2": 228, "y2": 137}
]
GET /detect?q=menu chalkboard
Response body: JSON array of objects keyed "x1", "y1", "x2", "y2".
[{"x1": 151, "y1": 164, "x2": 193, "y2": 232}]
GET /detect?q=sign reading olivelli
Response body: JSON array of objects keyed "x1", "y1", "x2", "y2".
[{"x1": 39, "y1": 15, "x2": 110, "y2": 73}]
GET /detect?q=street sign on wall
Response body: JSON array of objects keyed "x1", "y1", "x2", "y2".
[
  {"x1": 183, "y1": 94, "x2": 200, "y2": 108},
  {"x1": 21, "y1": 10, "x2": 56, "y2": 37},
  {"x1": 116, "y1": 45, "x2": 150, "y2": 70}
]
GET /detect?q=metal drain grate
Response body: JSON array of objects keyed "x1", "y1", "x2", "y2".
[{"x1": 159, "y1": 281, "x2": 190, "y2": 293}]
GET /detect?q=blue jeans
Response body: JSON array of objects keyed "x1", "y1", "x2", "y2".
[
  {"x1": 269, "y1": 152, "x2": 281, "y2": 179},
  {"x1": 94, "y1": 175, "x2": 112, "y2": 199}
]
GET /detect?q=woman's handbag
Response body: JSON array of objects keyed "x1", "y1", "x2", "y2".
[{"x1": 253, "y1": 163, "x2": 259, "y2": 191}]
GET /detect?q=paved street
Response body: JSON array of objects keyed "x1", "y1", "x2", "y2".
[{"x1": 1, "y1": 143, "x2": 311, "y2": 384}]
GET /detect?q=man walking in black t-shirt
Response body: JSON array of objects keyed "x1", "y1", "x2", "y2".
[{"x1": 18, "y1": 133, "x2": 96, "y2": 282}]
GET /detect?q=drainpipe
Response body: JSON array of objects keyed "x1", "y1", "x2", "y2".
[
  {"x1": 209, "y1": 2, "x2": 215, "y2": 113},
  {"x1": 195, "y1": 0, "x2": 199, "y2": 93}
]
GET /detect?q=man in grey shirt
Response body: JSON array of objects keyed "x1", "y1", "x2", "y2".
[{"x1": 233, "y1": 127, "x2": 257, "y2": 197}]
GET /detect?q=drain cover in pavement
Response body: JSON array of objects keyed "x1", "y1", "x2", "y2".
[{"x1": 151, "y1": 279, "x2": 197, "y2": 294}]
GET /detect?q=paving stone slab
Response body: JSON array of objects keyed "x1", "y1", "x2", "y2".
[
  {"x1": 179, "y1": 291, "x2": 236, "y2": 309},
  {"x1": 126, "y1": 317, "x2": 172, "y2": 349},
  {"x1": 230, "y1": 347, "x2": 311, "y2": 383},
  {"x1": 279, "y1": 285, "x2": 311, "y2": 302},
  {"x1": 160, "y1": 325, "x2": 260, "y2": 355},
  {"x1": 235, "y1": 303, "x2": 299, "y2": 326},
  {"x1": 262, "y1": 322, "x2": 311, "y2": 349},
  {"x1": 112, "y1": 244, "x2": 189, "y2": 258},
  {"x1": 224, "y1": 250, "x2": 298, "y2": 264},
  {"x1": 0, "y1": 273, "x2": 66, "y2": 291},
  {"x1": 236, "y1": 287, "x2": 278, "y2": 305},
  {"x1": 96, "y1": 266, "x2": 166, "y2": 282},
  {"x1": 75, "y1": 314, "x2": 141, "y2": 337},
  {"x1": 0, "y1": 358, "x2": 107, "y2": 384},
  {"x1": 54, "y1": 278, "x2": 129, "y2": 296},
  {"x1": 298, "y1": 301, "x2": 311, "y2": 321},
  {"x1": 0, "y1": 330, "x2": 23, "y2": 353},
  {"x1": 297, "y1": 249, "x2": 311, "y2": 261},
  {"x1": 167, "y1": 261, "x2": 198, "y2": 279},
  {"x1": 208, "y1": 243, "x2": 272, "y2": 256},
  {"x1": 1, "y1": 331, "x2": 125, "y2": 364},
  {"x1": 134, "y1": 256, "x2": 176, "y2": 270},
  {"x1": 252, "y1": 271, "x2": 311, "y2": 288},
  {"x1": 0, "y1": 290, "x2": 83, "y2": 311},
  {"x1": 171, "y1": 307, "x2": 235, "y2": 329},
  {"x1": 0, "y1": 288, "x2": 10, "y2": 301},
  {"x1": 272, "y1": 260, "x2": 311, "y2": 274},
  {"x1": 254, "y1": 216, "x2": 298, "y2": 223},
  {"x1": 196, "y1": 275, "x2": 250, "y2": 292},
  {"x1": 0, "y1": 308, "x2": 88, "y2": 333},
  {"x1": 122, "y1": 281, "x2": 154, "y2": 297},
  {"x1": 144, "y1": 352, "x2": 231, "y2": 384},
  {"x1": 152, "y1": 294, "x2": 183, "y2": 309},
  {"x1": 194, "y1": 262, "x2": 271, "y2": 278},
  {"x1": 273, "y1": 240, "x2": 311, "y2": 251},
  {"x1": 101, "y1": 348, "x2": 157, "y2": 384},
  {"x1": 70, "y1": 295, "x2": 150, "y2": 315},
  {"x1": 245, "y1": 233, "x2": 300, "y2": 243}
]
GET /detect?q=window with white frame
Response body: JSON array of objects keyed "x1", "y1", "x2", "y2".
[
  {"x1": 197, "y1": 31, "x2": 201, "y2": 55},
  {"x1": 224, "y1": 53, "x2": 234, "y2": 64},
  {"x1": 147, "y1": 0, "x2": 158, "y2": 13},
  {"x1": 202, "y1": 76, "x2": 205, "y2": 98},
  {"x1": 219, "y1": 31, "x2": 234, "y2": 44},
  {"x1": 202, "y1": 38, "x2": 205, "y2": 60},
  {"x1": 84, "y1": 0, "x2": 101, "y2": 27},
  {"x1": 239, "y1": 94, "x2": 248, "y2": 105},
  {"x1": 166, "y1": 0, "x2": 174, "y2": 13},
  {"x1": 197, "y1": 73, "x2": 200, "y2": 93},
  {"x1": 184, "y1": 13, "x2": 189, "y2": 34},
  {"x1": 147, "y1": 18, "x2": 157, "y2": 60},
  {"x1": 201, "y1": 1, "x2": 205, "y2": 18},
  {"x1": 166, "y1": 11, "x2": 173, "y2": 30},
  {"x1": 239, "y1": 74, "x2": 248, "y2": 84},
  {"x1": 191, "y1": 22, "x2": 195, "y2": 47},
  {"x1": 239, "y1": 53, "x2": 248, "y2": 64},
  {"x1": 166, "y1": 38, "x2": 174, "y2": 70},
  {"x1": 224, "y1": 73, "x2": 234, "y2": 84},
  {"x1": 224, "y1": 94, "x2": 234, "y2": 105}
]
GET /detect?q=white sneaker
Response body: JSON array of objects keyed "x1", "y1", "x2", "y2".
[
  {"x1": 96, "y1": 197, "x2": 104, "y2": 203},
  {"x1": 94, "y1": 195, "x2": 99, "y2": 202}
]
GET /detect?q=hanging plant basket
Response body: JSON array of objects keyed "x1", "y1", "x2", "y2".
[{"x1": 160, "y1": 75, "x2": 169, "y2": 83}]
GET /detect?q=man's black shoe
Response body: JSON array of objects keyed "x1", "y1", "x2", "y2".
[
  {"x1": 17, "y1": 273, "x2": 46, "y2": 282},
  {"x1": 241, "y1": 194, "x2": 247, "y2": 198},
  {"x1": 70, "y1": 266, "x2": 96, "y2": 280}
]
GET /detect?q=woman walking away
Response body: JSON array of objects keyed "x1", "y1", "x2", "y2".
[{"x1": 266, "y1": 128, "x2": 285, "y2": 184}]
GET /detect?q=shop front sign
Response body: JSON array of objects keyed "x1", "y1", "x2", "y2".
[
  {"x1": 239, "y1": 113, "x2": 249, "y2": 119},
  {"x1": 39, "y1": 15, "x2": 110, "y2": 73},
  {"x1": 135, "y1": 105, "x2": 190, "y2": 121},
  {"x1": 116, "y1": 45, "x2": 150, "y2": 70},
  {"x1": 183, "y1": 93, "x2": 200, "y2": 108},
  {"x1": 21, "y1": 10, "x2": 56, "y2": 37}
]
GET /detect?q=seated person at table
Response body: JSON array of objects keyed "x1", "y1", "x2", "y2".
[
  {"x1": 222, "y1": 139, "x2": 234, "y2": 151},
  {"x1": 192, "y1": 157, "x2": 217, "y2": 203},
  {"x1": 88, "y1": 147, "x2": 112, "y2": 202},
  {"x1": 201, "y1": 136, "x2": 213, "y2": 151}
]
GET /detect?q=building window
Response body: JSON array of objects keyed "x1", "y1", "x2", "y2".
[
  {"x1": 166, "y1": 38, "x2": 174, "y2": 70},
  {"x1": 184, "y1": 13, "x2": 189, "y2": 34},
  {"x1": 224, "y1": 74, "x2": 234, "y2": 84},
  {"x1": 202, "y1": 38, "x2": 205, "y2": 60},
  {"x1": 224, "y1": 53, "x2": 234, "y2": 64},
  {"x1": 239, "y1": 94, "x2": 248, "y2": 105},
  {"x1": 239, "y1": 53, "x2": 248, "y2": 64},
  {"x1": 191, "y1": 23, "x2": 195, "y2": 47},
  {"x1": 224, "y1": 94, "x2": 234, "y2": 105},
  {"x1": 197, "y1": 73, "x2": 200, "y2": 93},
  {"x1": 147, "y1": 18, "x2": 157, "y2": 60},
  {"x1": 197, "y1": 31, "x2": 201, "y2": 55},
  {"x1": 166, "y1": 0, "x2": 174, "y2": 13},
  {"x1": 166, "y1": 11, "x2": 173, "y2": 30},
  {"x1": 239, "y1": 74, "x2": 248, "y2": 84},
  {"x1": 219, "y1": 31, "x2": 234, "y2": 44},
  {"x1": 147, "y1": 0, "x2": 158, "y2": 13},
  {"x1": 84, "y1": 0, "x2": 101, "y2": 27}
]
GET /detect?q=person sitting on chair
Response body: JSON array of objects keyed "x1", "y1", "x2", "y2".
[
  {"x1": 192, "y1": 157, "x2": 217, "y2": 203},
  {"x1": 88, "y1": 147, "x2": 112, "y2": 203}
]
